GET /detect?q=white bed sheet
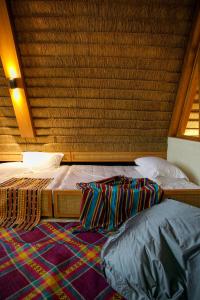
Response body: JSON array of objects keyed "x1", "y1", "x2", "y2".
[
  {"x1": 154, "y1": 176, "x2": 200, "y2": 189},
  {"x1": 1, "y1": 163, "x2": 199, "y2": 191},
  {"x1": 58, "y1": 165, "x2": 145, "y2": 190},
  {"x1": 0, "y1": 162, "x2": 69, "y2": 189},
  {"x1": 57, "y1": 165, "x2": 200, "y2": 190}
]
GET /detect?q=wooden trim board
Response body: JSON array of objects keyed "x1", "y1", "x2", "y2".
[
  {"x1": 70, "y1": 151, "x2": 166, "y2": 162},
  {"x1": 54, "y1": 190, "x2": 82, "y2": 218},
  {"x1": 53, "y1": 189, "x2": 200, "y2": 218},
  {"x1": 0, "y1": 151, "x2": 166, "y2": 162},
  {"x1": 41, "y1": 190, "x2": 53, "y2": 217},
  {"x1": 0, "y1": 152, "x2": 22, "y2": 162},
  {"x1": 163, "y1": 189, "x2": 200, "y2": 207}
]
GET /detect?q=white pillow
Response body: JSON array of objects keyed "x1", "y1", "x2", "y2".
[
  {"x1": 135, "y1": 156, "x2": 188, "y2": 181},
  {"x1": 22, "y1": 152, "x2": 64, "y2": 170}
]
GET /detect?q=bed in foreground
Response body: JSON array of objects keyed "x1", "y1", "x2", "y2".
[{"x1": 101, "y1": 199, "x2": 200, "y2": 300}]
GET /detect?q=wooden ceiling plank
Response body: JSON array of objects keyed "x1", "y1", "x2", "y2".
[
  {"x1": 168, "y1": 4, "x2": 200, "y2": 137},
  {"x1": 0, "y1": 0, "x2": 34, "y2": 138}
]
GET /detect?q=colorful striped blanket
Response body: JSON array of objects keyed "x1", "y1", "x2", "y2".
[
  {"x1": 77, "y1": 176, "x2": 163, "y2": 230},
  {"x1": 0, "y1": 178, "x2": 51, "y2": 230},
  {"x1": 0, "y1": 222, "x2": 123, "y2": 300}
]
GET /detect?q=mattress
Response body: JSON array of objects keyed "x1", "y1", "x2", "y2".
[
  {"x1": 57, "y1": 165, "x2": 200, "y2": 190},
  {"x1": 58, "y1": 165, "x2": 142, "y2": 190},
  {"x1": 154, "y1": 176, "x2": 200, "y2": 189},
  {"x1": 0, "y1": 162, "x2": 69, "y2": 189},
  {"x1": 0, "y1": 163, "x2": 199, "y2": 191}
]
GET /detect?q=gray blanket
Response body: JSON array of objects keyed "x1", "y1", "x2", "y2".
[{"x1": 101, "y1": 199, "x2": 200, "y2": 300}]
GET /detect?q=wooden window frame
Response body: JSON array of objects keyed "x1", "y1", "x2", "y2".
[{"x1": 168, "y1": 5, "x2": 200, "y2": 141}]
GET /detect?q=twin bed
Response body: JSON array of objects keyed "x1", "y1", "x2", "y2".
[{"x1": 0, "y1": 152, "x2": 200, "y2": 219}]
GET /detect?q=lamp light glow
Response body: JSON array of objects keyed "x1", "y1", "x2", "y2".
[
  {"x1": 10, "y1": 88, "x2": 22, "y2": 104},
  {"x1": 7, "y1": 65, "x2": 18, "y2": 78}
]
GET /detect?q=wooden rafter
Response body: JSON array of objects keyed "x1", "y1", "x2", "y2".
[
  {"x1": 168, "y1": 4, "x2": 200, "y2": 137},
  {"x1": 0, "y1": 0, "x2": 35, "y2": 137}
]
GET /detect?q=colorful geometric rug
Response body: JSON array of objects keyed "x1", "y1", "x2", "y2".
[{"x1": 0, "y1": 222, "x2": 124, "y2": 299}]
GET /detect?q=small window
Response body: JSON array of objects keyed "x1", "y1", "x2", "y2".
[{"x1": 184, "y1": 87, "x2": 199, "y2": 137}]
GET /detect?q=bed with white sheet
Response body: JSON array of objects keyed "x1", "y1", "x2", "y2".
[
  {"x1": 54, "y1": 158, "x2": 200, "y2": 218},
  {"x1": 0, "y1": 152, "x2": 69, "y2": 217},
  {"x1": 1, "y1": 154, "x2": 200, "y2": 218}
]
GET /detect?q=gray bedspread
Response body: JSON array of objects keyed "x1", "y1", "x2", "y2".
[{"x1": 101, "y1": 199, "x2": 200, "y2": 300}]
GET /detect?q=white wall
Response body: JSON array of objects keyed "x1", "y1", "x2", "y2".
[{"x1": 167, "y1": 137, "x2": 200, "y2": 185}]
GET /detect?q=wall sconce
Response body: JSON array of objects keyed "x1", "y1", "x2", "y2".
[{"x1": 8, "y1": 78, "x2": 18, "y2": 89}]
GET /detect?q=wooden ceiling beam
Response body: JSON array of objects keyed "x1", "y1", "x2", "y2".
[
  {"x1": 0, "y1": 0, "x2": 35, "y2": 138},
  {"x1": 168, "y1": 4, "x2": 200, "y2": 137}
]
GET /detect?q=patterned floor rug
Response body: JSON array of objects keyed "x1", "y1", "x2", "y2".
[{"x1": 0, "y1": 222, "x2": 123, "y2": 300}]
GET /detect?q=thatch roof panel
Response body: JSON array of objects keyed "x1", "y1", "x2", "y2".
[
  {"x1": 0, "y1": 127, "x2": 20, "y2": 136},
  {"x1": 17, "y1": 32, "x2": 188, "y2": 48},
  {"x1": 11, "y1": 0, "x2": 194, "y2": 20},
  {"x1": 23, "y1": 67, "x2": 181, "y2": 82},
  {"x1": 25, "y1": 78, "x2": 177, "y2": 93},
  {"x1": 29, "y1": 98, "x2": 174, "y2": 111},
  {"x1": 0, "y1": 0, "x2": 196, "y2": 154},
  {"x1": 26, "y1": 87, "x2": 175, "y2": 101},
  {"x1": 0, "y1": 135, "x2": 166, "y2": 145},
  {"x1": 19, "y1": 43, "x2": 184, "y2": 60},
  {"x1": 21, "y1": 57, "x2": 182, "y2": 72},
  {"x1": 33, "y1": 118, "x2": 169, "y2": 129},
  {"x1": 0, "y1": 117, "x2": 18, "y2": 127},
  {"x1": 31, "y1": 108, "x2": 171, "y2": 121},
  {"x1": 15, "y1": 16, "x2": 191, "y2": 35},
  {"x1": 49, "y1": 128, "x2": 168, "y2": 137}
]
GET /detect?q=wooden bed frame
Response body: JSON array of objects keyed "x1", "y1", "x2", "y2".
[
  {"x1": 41, "y1": 190, "x2": 53, "y2": 217},
  {"x1": 53, "y1": 189, "x2": 200, "y2": 218},
  {"x1": 1, "y1": 151, "x2": 200, "y2": 218}
]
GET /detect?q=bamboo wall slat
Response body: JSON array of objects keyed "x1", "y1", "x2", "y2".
[{"x1": 0, "y1": 0, "x2": 196, "y2": 155}]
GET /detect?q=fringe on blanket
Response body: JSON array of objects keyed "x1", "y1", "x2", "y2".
[{"x1": 0, "y1": 178, "x2": 52, "y2": 230}]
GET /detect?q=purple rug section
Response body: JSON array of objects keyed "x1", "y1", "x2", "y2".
[{"x1": 0, "y1": 222, "x2": 124, "y2": 299}]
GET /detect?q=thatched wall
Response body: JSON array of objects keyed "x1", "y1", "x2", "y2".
[{"x1": 0, "y1": 0, "x2": 197, "y2": 155}]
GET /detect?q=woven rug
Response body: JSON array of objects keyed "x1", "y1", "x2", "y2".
[
  {"x1": 0, "y1": 178, "x2": 51, "y2": 230},
  {"x1": 0, "y1": 222, "x2": 124, "y2": 300}
]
